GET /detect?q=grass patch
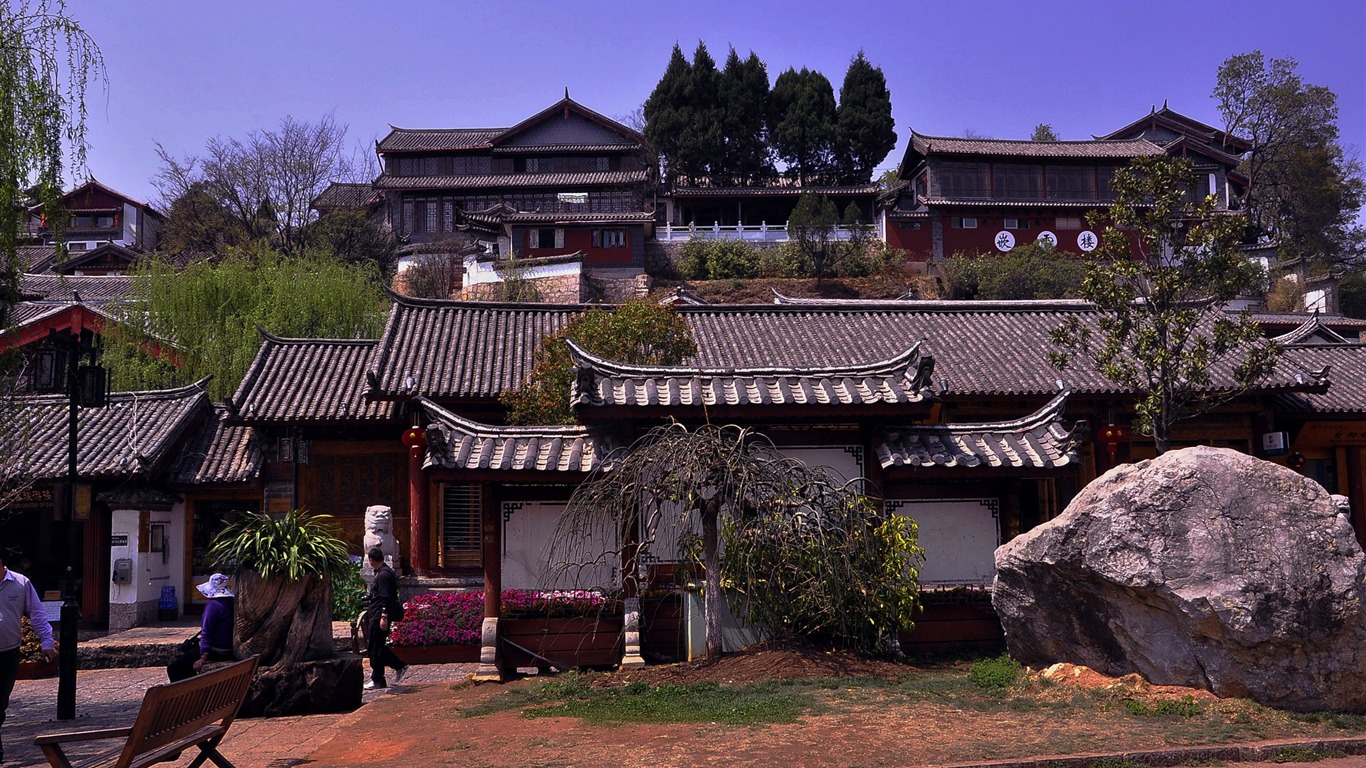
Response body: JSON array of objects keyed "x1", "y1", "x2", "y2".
[
  {"x1": 1270, "y1": 747, "x2": 1348, "y2": 763},
  {"x1": 1119, "y1": 694, "x2": 1203, "y2": 718},
  {"x1": 527, "y1": 679, "x2": 813, "y2": 726},
  {"x1": 967, "y1": 654, "x2": 1022, "y2": 690}
]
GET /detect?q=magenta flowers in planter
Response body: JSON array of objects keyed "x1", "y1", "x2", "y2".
[{"x1": 390, "y1": 589, "x2": 613, "y2": 647}]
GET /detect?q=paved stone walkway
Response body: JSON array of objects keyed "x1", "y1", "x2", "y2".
[{"x1": 4, "y1": 663, "x2": 477, "y2": 768}]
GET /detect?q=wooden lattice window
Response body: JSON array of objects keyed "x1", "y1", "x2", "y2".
[{"x1": 439, "y1": 484, "x2": 482, "y2": 568}]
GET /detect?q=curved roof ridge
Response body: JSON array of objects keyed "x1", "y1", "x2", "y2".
[
  {"x1": 418, "y1": 397, "x2": 592, "y2": 438},
  {"x1": 906, "y1": 391, "x2": 1073, "y2": 434},
  {"x1": 566, "y1": 337, "x2": 923, "y2": 378},
  {"x1": 1272, "y1": 312, "x2": 1354, "y2": 347}
]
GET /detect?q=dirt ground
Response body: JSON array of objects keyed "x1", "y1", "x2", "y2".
[{"x1": 306, "y1": 647, "x2": 1366, "y2": 768}]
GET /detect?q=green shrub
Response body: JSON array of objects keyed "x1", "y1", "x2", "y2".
[
  {"x1": 1120, "y1": 694, "x2": 1202, "y2": 718},
  {"x1": 676, "y1": 238, "x2": 711, "y2": 279},
  {"x1": 675, "y1": 238, "x2": 763, "y2": 280},
  {"x1": 331, "y1": 558, "x2": 366, "y2": 621},
  {"x1": 207, "y1": 509, "x2": 353, "y2": 581},
  {"x1": 758, "y1": 242, "x2": 810, "y2": 278},
  {"x1": 967, "y1": 655, "x2": 1022, "y2": 690}
]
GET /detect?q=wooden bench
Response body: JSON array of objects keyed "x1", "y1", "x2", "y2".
[{"x1": 34, "y1": 656, "x2": 260, "y2": 768}]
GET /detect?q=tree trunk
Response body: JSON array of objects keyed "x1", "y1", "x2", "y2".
[
  {"x1": 701, "y1": 498, "x2": 723, "y2": 661},
  {"x1": 233, "y1": 569, "x2": 335, "y2": 669}
]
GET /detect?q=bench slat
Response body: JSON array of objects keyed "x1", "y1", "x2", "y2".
[{"x1": 34, "y1": 657, "x2": 259, "y2": 768}]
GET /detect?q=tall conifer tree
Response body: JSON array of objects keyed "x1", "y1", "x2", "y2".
[
  {"x1": 643, "y1": 44, "x2": 692, "y2": 185},
  {"x1": 679, "y1": 41, "x2": 723, "y2": 185},
  {"x1": 769, "y1": 67, "x2": 837, "y2": 186},
  {"x1": 834, "y1": 51, "x2": 896, "y2": 185},
  {"x1": 717, "y1": 48, "x2": 772, "y2": 186}
]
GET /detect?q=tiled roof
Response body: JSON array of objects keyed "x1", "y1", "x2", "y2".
[
  {"x1": 170, "y1": 406, "x2": 261, "y2": 485},
  {"x1": 568, "y1": 339, "x2": 931, "y2": 409},
  {"x1": 670, "y1": 184, "x2": 881, "y2": 198},
  {"x1": 420, "y1": 398, "x2": 610, "y2": 473},
  {"x1": 878, "y1": 393, "x2": 1084, "y2": 470},
  {"x1": 311, "y1": 182, "x2": 375, "y2": 210},
  {"x1": 19, "y1": 245, "x2": 57, "y2": 273},
  {"x1": 377, "y1": 127, "x2": 503, "y2": 152},
  {"x1": 369, "y1": 295, "x2": 581, "y2": 399},
  {"x1": 490, "y1": 144, "x2": 639, "y2": 154},
  {"x1": 19, "y1": 273, "x2": 133, "y2": 303},
  {"x1": 919, "y1": 198, "x2": 1114, "y2": 208},
  {"x1": 675, "y1": 302, "x2": 1312, "y2": 398},
  {"x1": 368, "y1": 299, "x2": 1320, "y2": 403},
  {"x1": 1276, "y1": 344, "x2": 1366, "y2": 414},
  {"x1": 11, "y1": 381, "x2": 210, "y2": 481},
  {"x1": 1271, "y1": 314, "x2": 1354, "y2": 346},
  {"x1": 910, "y1": 131, "x2": 1165, "y2": 159},
  {"x1": 373, "y1": 170, "x2": 649, "y2": 190},
  {"x1": 500, "y1": 211, "x2": 654, "y2": 224},
  {"x1": 771, "y1": 288, "x2": 917, "y2": 305},
  {"x1": 0, "y1": 301, "x2": 122, "y2": 338},
  {"x1": 1247, "y1": 311, "x2": 1366, "y2": 332},
  {"x1": 229, "y1": 333, "x2": 396, "y2": 423}
]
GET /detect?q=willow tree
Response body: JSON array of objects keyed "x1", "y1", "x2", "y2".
[
  {"x1": 1050, "y1": 156, "x2": 1278, "y2": 453},
  {"x1": 0, "y1": 0, "x2": 104, "y2": 313},
  {"x1": 550, "y1": 423, "x2": 923, "y2": 659},
  {"x1": 104, "y1": 249, "x2": 390, "y2": 400}
]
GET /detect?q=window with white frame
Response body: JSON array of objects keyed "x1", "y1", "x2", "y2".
[
  {"x1": 528, "y1": 228, "x2": 564, "y2": 249},
  {"x1": 592, "y1": 228, "x2": 626, "y2": 248},
  {"x1": 1004, "y1": 217, "x2": 1029, "y2": 230},
  {"x1": 951, "y1": 217, "x2": 978, "y2": 229}
]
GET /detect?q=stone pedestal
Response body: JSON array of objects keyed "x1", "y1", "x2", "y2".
[
  {"x1": 239, "y1": 654, "x2": 364, "y2": 718},
  {"x1": 472, "y1": 616, "x2": 502, "y2": 682},
  {"x1": 621, "y1": 597, "x2": 645, "y2": 669}
]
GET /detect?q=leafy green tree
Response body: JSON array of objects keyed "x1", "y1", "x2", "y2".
[
  {"x1": 0, "y1": 0, "x2": 103, "y2": 314},
  {"x1": 769, "y1": 67, "x2": 837, "y2": 185},
  {"x1": 941, "y1": 243, "x2": 1086, "y2": 300},
  {"x1": 159, "y1": 181, "x2": 251, "y2": 254},
  {"x1": 681, "y1": 41, "x2": 724, "y2": 184},
  {"x1": 1340, "y1": 272, "x2": 1366, "y2": 319},
  {"x1": 501, "y1": 299, "x2": 695, "y2": 425},
  {"x1": 788, "y1": 192, "x2": 841, "y2": 281},
  {"x1": 552, "y1": 422, "x2": 923, "y2": 659},
  {"x1": 308, "y1": 208, "x2": 399, "y2": 276},
  {"x1": 1049, "y1": 156, "x2": 1277, "y2": 453},
  {"x1": 1031, "y1": 123, "x2": 1058, "y2": 141},
  {"x1": 717, "y1": 47, "x2": 772, "y2": 186},
  {"x1": 1214, "y1": 51, "x2": 1365, "y2": 267},
  {"x1": 834, "y1": 51, "x2": 896, "y2": 184},
  {"x1": 643, "y1": 44, "x2": 692, "y2": 184},
  {"x1": 105, "y1": 250, "x2": 390, "y2": 400}
]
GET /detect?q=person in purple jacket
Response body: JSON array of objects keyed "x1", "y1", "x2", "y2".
[{"x1": 167, "y1": 573, "x2": 235, "y2": 682}]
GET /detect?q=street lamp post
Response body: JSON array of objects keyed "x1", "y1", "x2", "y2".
[{"x1": 37, "y1": 328, "x2": 108, "y2": 720}]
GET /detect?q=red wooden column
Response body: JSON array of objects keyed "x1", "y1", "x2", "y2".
[{"x1": 401, "y1": 427, "x2": 430, "y2": 575}]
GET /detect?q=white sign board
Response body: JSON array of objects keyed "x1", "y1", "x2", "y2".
[{"x1": 887, "y1": 498, "x2": 1000, "y2": 586}]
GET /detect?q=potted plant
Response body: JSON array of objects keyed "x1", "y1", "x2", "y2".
[
  {"x1": 17, "y1": 616, "x2": 58, "y2": 679},
  {"x1": 207, "y1": 509, "x2": 360, "y2": 715}
]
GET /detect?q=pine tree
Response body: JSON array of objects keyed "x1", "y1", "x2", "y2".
[
  {"x1": 769, "y1": 67, "x2": 837, "y2": 186},
  {"x1": 834, "y1": 51, "x2": 896, "y2": 184},
  {"x1": 717, "y1": 48, "x2": 772, "y2": 186},
  {"x1": 680, "y1": 41, "x2": 724, "y2": 185},
  {"x1": 643, "y1": 44, "x2": 692, "y2": 185}
]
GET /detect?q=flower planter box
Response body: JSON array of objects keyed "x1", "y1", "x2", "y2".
[
  {"x1": 392, "y1": 643, "x2": 480, "y2": 665},
  {"x1": 17, "y1": 656, "x2": 58, "y2": 680},
  {"x1": 501, "y1": 615, "x2": 623, "y2": 669}
]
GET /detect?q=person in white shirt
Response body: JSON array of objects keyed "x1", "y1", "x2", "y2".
[{"x1": 0, "y1": 554, "x2": 56, "y2": 764}]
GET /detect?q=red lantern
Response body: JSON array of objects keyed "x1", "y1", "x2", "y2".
[
  {"x1": 401, "y1": 426, "x2": 427, "y2": 458},
  {"x1": 1097, "y1": 423, "x2": 1130, "y2": 463}
]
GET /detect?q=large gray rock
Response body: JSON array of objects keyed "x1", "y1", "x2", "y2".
[{"x1": 994, "y1": 446, "x2": 1366, "y2": 712}]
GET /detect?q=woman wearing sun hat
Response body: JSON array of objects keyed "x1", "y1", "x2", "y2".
[{"x1": 167, "y1": 573, "x2": 236, "y2": 682}]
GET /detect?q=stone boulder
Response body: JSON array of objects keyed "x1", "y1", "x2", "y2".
[{"x1": 993, "y1": 446, "x2": 1366, "y2": 712}]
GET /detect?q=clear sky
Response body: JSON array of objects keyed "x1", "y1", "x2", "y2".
[{"x1": 65, "y1": 0, "x2": 1365, "y2": 211}]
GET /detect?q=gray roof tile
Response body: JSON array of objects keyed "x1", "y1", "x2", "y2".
[
  {"x1": 230, "y1": 334, "x2": 395, "y2": 423},
  {"x1": 878, "y1": 393, "x2": 1084, "y2": 470},
  {"x1": 373, "y1": 170, "x2": 649, "y2": 190},
  {"x1": 170, "y1": 406, "x2": 261, "y2": 485},
  {"x1": 11, "y1": 381, "x2": 210, "y2": 481},
  {"x1": 420, "y1": 398, "x2": 610, "y2": 472}
]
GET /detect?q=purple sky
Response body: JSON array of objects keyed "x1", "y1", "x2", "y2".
[{"x1": 68, "y1": 0, "x2": 1365, "y2": 216}]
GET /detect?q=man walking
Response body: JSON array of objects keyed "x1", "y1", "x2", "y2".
[
  {"x1": 1, "y1": 554, "x2": 55, "y2": 763},
  {"x1": 363, "y1": 547, "x2": 408, "y2": 690}
]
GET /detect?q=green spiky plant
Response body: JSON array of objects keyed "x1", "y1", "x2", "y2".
[{"x1": 207, "y1": 509, "x2": 352, "y2": 667}]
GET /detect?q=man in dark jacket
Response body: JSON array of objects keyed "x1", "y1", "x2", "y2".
[{"x1": 363, "y1": 547, "x2": 408, "y2": 689}]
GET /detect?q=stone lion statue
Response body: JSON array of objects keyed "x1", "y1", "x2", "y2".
[{"x1": 362, "y1": 504, "x2": 399, "y2": 581}]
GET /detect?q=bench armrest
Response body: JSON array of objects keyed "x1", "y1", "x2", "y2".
[{"x1": 34, "y1": 726, "x2": 133, "y2": 745}]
